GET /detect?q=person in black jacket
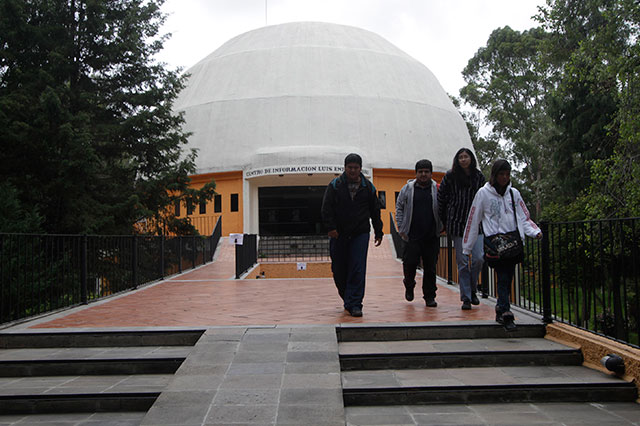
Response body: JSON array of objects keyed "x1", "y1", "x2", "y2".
[
  {"x1": 437, "y1": 148, "x2": 486, "y2": 310},
  {"x1": 321, "y1": 153, "x2": 384, "y2": 317}
]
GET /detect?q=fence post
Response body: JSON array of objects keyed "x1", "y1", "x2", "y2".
[
  {"x1": 446, "y1": 234, "x2": 453, "y2": 284},
  {"x1": 160, "y1": 235, "x2": 165, "y2": 279},
  {"x1": 81, "y1": 235, "x2": 88, "y2": 304},
  {"x1": 541, "y1": 222, "x2": 552, "y2": 323},
  {"x1": 132, "y1": 234, "x2": 138, "y2": 289},
  {"x1": 192, "y1": 235, "x2": 197, "y2": 269},
  {"x1": 178, "y1": 236, "x2": 183, "y2": 273},
  {"x1": 235, "y1": 239, "x2": 241, "y2": 279},
  {"x1": 480, "y1": 263, "x2": 489, "y2": 297}
]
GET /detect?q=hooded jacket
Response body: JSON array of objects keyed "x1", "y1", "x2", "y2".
[
  {"x1": 321, "y1": 172, "x2": 384, "y2": 240},
  {"x1": 462, "y1": 182, "x2": 540, "y2": 255},
  {"x1": 395, "y1": 178, "x2": 443, "y2": 240}
]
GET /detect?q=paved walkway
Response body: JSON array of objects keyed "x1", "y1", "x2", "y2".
[
  {"x1": 3, "y1": 237, "x2": 639, "y2": 426},
  {"x1": 17, "y1": 237, "x2": 502, "y2": 330}
]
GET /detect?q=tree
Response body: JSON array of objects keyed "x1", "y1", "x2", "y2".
[
  {"x1": 0, "y1": 0, "x2": 214, "y2": 235},
  {"x1": 536, "y1": 0, "x2": 640, "y2": 218},
  {"x1": 459, "y1": 26, "x2": 557, "y2": 219},
  {"x1": 0, "y1": 182, "x2": 42, "y2": 233},
  {"x1": 450, "y1": 95, "x2": 506, "y2": 178}
]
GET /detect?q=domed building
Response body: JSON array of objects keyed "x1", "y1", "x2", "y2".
[{"x1": 173, "y1": 22, "x2": 474, "y2": 236}]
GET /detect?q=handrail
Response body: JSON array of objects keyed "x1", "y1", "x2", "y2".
[{"x1": 0, "y1": 229, "x2": 222, "y2": 326}]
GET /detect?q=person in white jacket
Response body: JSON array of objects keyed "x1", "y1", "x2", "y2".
[
  {"x1": 462, "y1": 159, "x2": 542, "y2": 328},
  {"x1": 395, "y1": 159, "x2": 443, "y2": 307}
]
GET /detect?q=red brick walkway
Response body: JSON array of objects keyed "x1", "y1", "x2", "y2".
[{"x1": 31, "y1": 238, "x2": 497, "y2": 329}]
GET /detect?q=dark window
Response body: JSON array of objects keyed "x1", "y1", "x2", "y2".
[
  {"x1": 214, "y1": 195, "x2": 222, "y2": 213},
  {"x1": 395, "y1": 191, "x2": 400, "y2": 204},
  {"x1": 230, "y1": 193, "x2": 239, "y2": 212},
  {"x1": 199, "y1": 201, "x2": 206, "y2": 215},
  {"x1": 186, "y1": 201, "x2": 194, "y2": 216},
  {"x1": 378, "y1": 191, "x2": 386, "y2": 209},
  {"x1": 174, "y1": 200, "x2": 181, "y2": 217}
]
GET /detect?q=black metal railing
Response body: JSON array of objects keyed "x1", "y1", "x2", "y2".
[
  {"x1": 520, "y1": 219, "x2": 640, "y2": 348},
  {"x1": 258, "y1": 235, "x2": 329, "y2": 262},
  {"x1": 390, "y1": 211, "x2": 639, "y2": 347},
  {"x1": 235, "y1": 234, "x2": 258, "y2": 279},
  {"x1": 429, "y1": 215, "x2": 640, "y2": 348},
  {"x1": 0, "y1": 218, "x2": 222, "y2": 326}
]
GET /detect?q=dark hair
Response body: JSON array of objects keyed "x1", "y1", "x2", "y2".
[
  {"x1": 451, "y1": 148, "x2": 478, "y2": 187},
  {"x1": 489, "y1": 159, "x2": 511, "y2": 189},
  {"x1": 415, "y1": 159, "x2": 432, "y2": 172},
  {"x1": 344, "y1": 153, "x2": 362, "y2": 167}
]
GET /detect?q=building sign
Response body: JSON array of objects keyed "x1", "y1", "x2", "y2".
[{"x1": 244, "y1": 164, "x2": 371, "y2": 179}]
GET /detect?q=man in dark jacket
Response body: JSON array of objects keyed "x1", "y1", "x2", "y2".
[{"x1": 321, "y1": 153, "x2": 383, "y2": 317}]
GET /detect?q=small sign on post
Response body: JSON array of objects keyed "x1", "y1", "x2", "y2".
[{"x1": 230, "y1": 233, "x2": 244, "y2": 245}]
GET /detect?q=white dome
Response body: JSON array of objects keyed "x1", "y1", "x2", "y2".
[{"x1": 174, "y1": 22, "x2": 472, "y2": 174}]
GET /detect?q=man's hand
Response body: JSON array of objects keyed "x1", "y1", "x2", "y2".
[
  {"x1": 399, "y1": 232, "x2": 408, "y2": 241},
  {"x1": 374, "y1": 236, "x2": 382, "y2": 247},
  {"x1": 328, "y1": 229, "x2": 339, "y2": 239}
]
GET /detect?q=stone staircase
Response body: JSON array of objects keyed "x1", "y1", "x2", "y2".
[
  {"x1": 0, "y1": 329, "x2": 203, "y2": 415},
  {"x1": 338, "y1": 323, "x2": 638, "y2": 407}
]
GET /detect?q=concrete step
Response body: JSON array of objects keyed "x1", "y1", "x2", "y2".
[
  {"x1": 0, "y1": 411, "x2": 146, "y2": 425},
  {"x1": 341, "y1": 365, "x2": 638, "y2": 405},
  {"x1": 0, "y1": 329, "x2": 204, "y2": 348},
  {"x1": 337, "y1": 323, "x2": 546, "y2": 342},
  {"x1": 339, "y1": 337, "x2": 582, "y2": 370},
  {"x1": 0, "y1": 373, "x2": 173, "y2": 414},
  {"x1": 344, "y1": 402, "x2": 640, "y2": 425},
  {"x1": 0, "y1": 346, "x2": 192, "y2": 376}
]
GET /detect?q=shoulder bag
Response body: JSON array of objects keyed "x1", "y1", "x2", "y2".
[{"x1": 483, "y1": 189, "x2": 524, "y2": 264}]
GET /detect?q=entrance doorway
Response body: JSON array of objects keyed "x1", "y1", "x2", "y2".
[{"x1": 258, "y1": 186, "x2": 326, "y2": 235}]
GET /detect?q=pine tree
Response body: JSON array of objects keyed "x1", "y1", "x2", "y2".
[{"x1": 0, "y1": 0, "x2": 214, "y2": 234}]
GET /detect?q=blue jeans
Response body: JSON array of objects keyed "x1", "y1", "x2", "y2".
[
  {"x1": 453, "y1": 236, "x2": 484, "y2": 302},
  {"x1": 329, "y1": 233, "x2": 370, "y2": 310},
  {"x1": 494, "y1": 262, "x2": 515, "y2": 313}
]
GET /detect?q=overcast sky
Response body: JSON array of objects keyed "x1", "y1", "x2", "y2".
[{"x1": 157, "y1": 0, "x2": 547, "y2": 97}]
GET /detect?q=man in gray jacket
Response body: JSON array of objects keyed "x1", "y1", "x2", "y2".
[{"x1": 395, "y1": 159, "x2": 443, "y2": 307}]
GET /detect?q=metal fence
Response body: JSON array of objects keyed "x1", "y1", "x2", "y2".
[
  {"x1": 235, "y1": 234, "x2": 258, "y2": 279},
  {"x1": 258, "y1": 235, "x2": 330, "y2": 262},
  {"x1": 521, "y1": 219, "x2": 640, "y2": 348},
  {"x1": 391, "y1": 212, "x2": 640, "y2": 348},
  {"x1": 0, "y1": 218, "x2": 222, "y2": 326}
]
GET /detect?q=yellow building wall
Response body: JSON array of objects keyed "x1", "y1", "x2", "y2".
[
  {"x1": 372, "y1": 168, "x2": 444, "y2": 235},
  {"x1": 180, "y1": 171, "x2": 243, "y2": 236},
  {"x1": 180, "y1": 168, "x2": 446, "y2": 237}
]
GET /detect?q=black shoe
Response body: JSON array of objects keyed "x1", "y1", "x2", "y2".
[
  {"x1": 425, "y1": 298, "x2": 437, "y2": 307},
  {"x1": 349, "y1": 307, "x2": 363, "y2": 317},
  {"x1": 496, "y1": 311, "x2": 504, "y2": 324},
  {"x1": 481, "y1": 292, "x2": 489, "y2": 298},
  {"x1": 471, "y1": 294, "x2": 480, "y2": 305},
  {"x1": 461, "y1": 301, "x2": 471, "y2": 310},
  {"x1": 500, "y1": 311, "x2": 517, "y2": 331},
  {"x1": 405, "y1": 286, "x2": 414, "y2": 302}
]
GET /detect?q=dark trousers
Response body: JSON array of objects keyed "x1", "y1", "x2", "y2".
[
  {"x1": 402, "y1": 235, "x2": 439, "y2": 300},
  {"x1": 329, "y1": 233, "x2": 370, "y2": 310},
  {"x1": 494, "y1": 261, "x2": 516, "y2": 314}
]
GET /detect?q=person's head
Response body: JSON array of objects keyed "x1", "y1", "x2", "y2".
[
  {"x1": 452, "y1": 148, "x2": 477, "y2": 174},
  {"x1": 415, "y1": 159, "x2": 433, "y2": 186},
  {"x1": 490, "y1": 159, "x2": 511, "y2": 189},
  {"x1": 344, "y1": 153, "x2": 362, "y2": 181}
]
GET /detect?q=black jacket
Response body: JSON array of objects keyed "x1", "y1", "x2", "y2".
[
  {"x1": 437, "y1": 168, "x2": 485, "y2": 237},
  {"x1": 321, "y1": 172, "x2": 384, "y2": 240}
]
